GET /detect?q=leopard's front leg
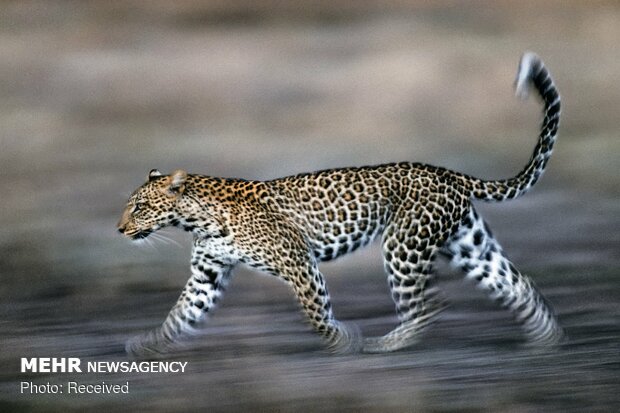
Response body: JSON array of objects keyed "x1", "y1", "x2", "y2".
[
  {"x1": 285, "y1": 262, "x2": 361, "y2": 353},
  {"x1": 126, "y1": 243, "x2": 234, "y2": 359},
  {"x1": 245, "y1": 237, "x2": 361, "y2": 354}
]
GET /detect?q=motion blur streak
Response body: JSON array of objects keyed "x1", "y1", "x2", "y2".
[{"x1": 1, "y1": 2, "x2": 619, "y2": 412}]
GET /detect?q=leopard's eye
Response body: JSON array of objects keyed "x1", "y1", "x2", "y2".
[{"x1": 132, "y1": 202, "x2": 146, "y2": 214}]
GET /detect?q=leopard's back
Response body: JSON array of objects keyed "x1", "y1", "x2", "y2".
[{"x1": 269, "y1": 162, "x2": 470, "y2": 261}]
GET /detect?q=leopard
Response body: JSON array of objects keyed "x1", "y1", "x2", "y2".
[{"x1": 118, "y1": 52, "x2": 563, "y2": 357}]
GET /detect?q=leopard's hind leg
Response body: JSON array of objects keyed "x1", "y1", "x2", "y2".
[
  {"x1": 363, "y1": 207, "x2": 448, "y2": 353},
  {"x1": 443, "y1": 207, "x2": 564, "y2": 346}
]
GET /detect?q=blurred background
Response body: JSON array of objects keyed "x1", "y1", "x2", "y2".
[{"x1": 1, "y1": 1, "x2": 619, "y2": 412}]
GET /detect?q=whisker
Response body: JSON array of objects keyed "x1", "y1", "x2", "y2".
[
  {"x1": 144, "y1": 236, "x2": 157, "y2": 251},
  {"x1": 150, "y1": 233, "x2": 170, "y2": 246},
  {"x1": 152, "y1": 231, "x2": 183, "y2": 248}
]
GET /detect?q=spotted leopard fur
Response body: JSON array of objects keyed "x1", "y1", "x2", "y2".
[{"x1": 118, "y1": 53, "x2": 563, "y2": 357}]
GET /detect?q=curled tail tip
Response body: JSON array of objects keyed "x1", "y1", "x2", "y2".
[{"x1": 514, "y1": 51, "x2": 541, "y2": 100}]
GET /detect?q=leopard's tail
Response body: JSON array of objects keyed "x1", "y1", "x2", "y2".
[{"x1": 458, "y1": 52, "x2": 561, "y2": 202}]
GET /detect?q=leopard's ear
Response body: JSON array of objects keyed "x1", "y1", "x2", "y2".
[
  {"x1": 168, "y1": 169, "x2": 187, "y2": 195},
  {"x1": 148, "y1": 169, "x2": 163, "y2": 181}
]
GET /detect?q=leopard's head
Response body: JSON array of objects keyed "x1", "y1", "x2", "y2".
[{"x1": 117, "y1": 169, "x2": 188, "y2": 240}]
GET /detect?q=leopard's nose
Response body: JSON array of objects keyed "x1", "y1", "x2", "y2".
[{"x1": 117, "y1": 227, "x2": 125, "y2": 234}]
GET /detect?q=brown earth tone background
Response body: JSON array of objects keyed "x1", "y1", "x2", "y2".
[{"x1": 1, "y1": 1, "x2": 619, "y2": 412}]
